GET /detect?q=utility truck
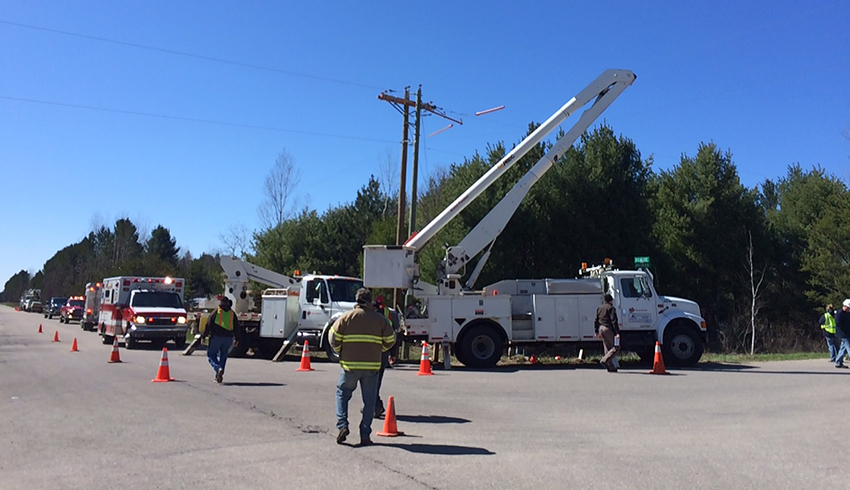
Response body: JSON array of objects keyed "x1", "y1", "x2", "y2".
[
  {"x1": 219, "y1": 256, "x2": 363, "y2": 359},
  {"x1": 363, "y1": 69, "x2": 707, "y2": 368},
  {"x1": 98, "y1": 276, "x2": 188, "y2": 349}
]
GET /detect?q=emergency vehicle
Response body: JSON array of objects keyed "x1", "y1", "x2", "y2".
[
  {"x1": 60, "y1": 296, "x2": 85, "y2": 323},
  {"x1": 98, "y1": 276, "x2": 188, "y2": 350},
  {"x1": 81, "y1": 281, "x2": 101, "y2": 332}
]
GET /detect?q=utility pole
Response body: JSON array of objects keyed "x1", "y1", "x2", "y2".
[
  {"x1": 409, "y1": 85, "x2": 422, "y2": 237},
  {"x1": 377, "y1": 88, "x2": 462, "y2": 308}
]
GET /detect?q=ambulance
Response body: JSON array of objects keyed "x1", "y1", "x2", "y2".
[{"x1": 98, "y1": 276, "x2": 188, "y2": 349}]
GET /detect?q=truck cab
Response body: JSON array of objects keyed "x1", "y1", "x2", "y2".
[{"x1": 600, "y1": 268, "x2": 706, "y2": 366}]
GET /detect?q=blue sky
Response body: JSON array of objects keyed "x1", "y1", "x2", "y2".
[{"x1": 1, "y1": 0, "x2": 848, "y2": 287}]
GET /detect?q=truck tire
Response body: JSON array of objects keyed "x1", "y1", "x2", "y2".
[
  {"x1": 458, "y1": 324, "x2": 503, "y2": 368},
  {"x1": 662, "y1": 323, "x2": 704, "y2": 367},
  {"x1": 324, "y1": 330, "x2": 340, "y2": 363}
]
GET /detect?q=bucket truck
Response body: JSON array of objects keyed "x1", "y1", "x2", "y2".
[
  {"x1": 363, "y1": 69, "x2": 707, "y2": 368},
  {"x1": 219, "y1": 256, "x2": 363, "y2": 359}
]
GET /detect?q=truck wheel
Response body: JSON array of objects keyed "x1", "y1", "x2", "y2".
[
  {"x1": 662, "y1": 323, "x2": 704, "y2": 367},
  {"x1": 459, "y1": 325, "x2": 503, "y2": 368},
  {"x1": 124, "y1": 335, "x2": 137, "y2": 350},
  {"x1": 324, "y1": 330, "x2": 340, "y2": 363},
  {"x1": 173, "y1": 337, "x2": 187, "y2": 350}
]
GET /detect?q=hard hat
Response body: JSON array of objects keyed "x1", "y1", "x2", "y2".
[{"x1": 843, "y1": 299, "x2": 850, "y2": 309}]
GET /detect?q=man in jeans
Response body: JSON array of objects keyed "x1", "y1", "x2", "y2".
[
  {"x1": 833, "y1": 299, "x2": 850, "y2": 369},
  {"x1": 330, "y1": 288, "x2": 395, "y2": 446},
  {"x1": 204, "y1": 296, "x2": 238, "y2": 383}
]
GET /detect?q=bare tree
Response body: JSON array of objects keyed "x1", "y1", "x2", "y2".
[
  {"x1": 259, "y1": 150, "x2": 301, "y2": 229},
  {"x1": 747, "y1": 230, "x2": 767, "y2": 355},
  {"x1": 218, "y1": 223, "x2": 253, "y2": 258}
]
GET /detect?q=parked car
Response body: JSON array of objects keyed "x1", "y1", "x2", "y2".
[
  {"x1": 44, "y1": 297, "x2": 67, "y2": 319},
  {"x1": 59, "y1": 297, "x2": 85, "y2": 324}
]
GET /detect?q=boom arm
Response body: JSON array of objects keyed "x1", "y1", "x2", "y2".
[
  {"x1": 361, "y1": 69, "x2": 635, "y2": 292},
  {"x1": 449, "y1": 70, "x2": 636, "y2": 287},
  {"x1": 220, "y1": 256, "x2": 297, "y2": 314},
  {"x1": 406, "y1": 69, "x2": 635, "y2": 254}
]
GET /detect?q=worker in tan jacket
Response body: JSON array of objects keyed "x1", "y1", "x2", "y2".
[{"x1": 330, "y1": 288, "x2": 395, "y2": 446}]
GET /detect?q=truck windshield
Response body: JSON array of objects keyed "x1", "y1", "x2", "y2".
[
  {"x1": 131, "y1": 292, "x2": 183, "y2": 308},
  {"x1": 327, "y1": 279, "x2": 364, "y2": 303}
]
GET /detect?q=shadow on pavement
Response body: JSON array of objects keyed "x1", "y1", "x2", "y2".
[
  {"x1": 372, "y1": 442, "x2": 495, "y2": 455},
  {"x1": 395, "y1": 415, "x2": 470, "y2": 424},
  {"x1": 222, "y1": 382, "x2": 286, "y2": 387}
]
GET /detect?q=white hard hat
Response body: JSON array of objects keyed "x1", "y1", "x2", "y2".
[{"x1": 843, "y1": 299, "x2": 850, "y2": 309}]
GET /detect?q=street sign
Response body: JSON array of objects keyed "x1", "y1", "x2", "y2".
[{"x1": 634, "y1": 256, "x2": 651, "y2": 268}]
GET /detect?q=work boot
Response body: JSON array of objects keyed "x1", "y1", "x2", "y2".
[
  {"x1": 356, "y1": 438, "x2": 373, "y2": 447},
  {"x1": 215, "y1": 369, "x2": 224, "y2": 383},
  {"x1": 336, "y1": 427, "x2": 350, "y2": 444}
]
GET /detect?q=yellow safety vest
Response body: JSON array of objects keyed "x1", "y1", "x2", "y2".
[
  {"x1": 823, "y1": 311, "x2": 836, "y2": 335},
  {"x1": 217, "y1": 308, "x2": 235, "y2": 331}
]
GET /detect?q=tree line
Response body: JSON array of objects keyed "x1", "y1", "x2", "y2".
[{"x1": 4, "y1": 124, "x2": 846, "y2": 354}]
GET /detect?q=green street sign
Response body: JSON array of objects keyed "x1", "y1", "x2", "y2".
[{"x1": 634, "y1": 256, "x2": 651, "y2": 268}]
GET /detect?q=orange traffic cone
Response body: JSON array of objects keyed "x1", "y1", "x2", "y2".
[
  {"x1": 417, "y1": 342, "x2": 434, "y2": 376},
  {"x1": 70, "y1": 338, "x2": 79, "y2": 352},
  {"x1": 52, "y1": 331, "x2": 60, "y2": 342},
  {"x1": 296, "y1": 340, "x2": 315, "y2": 371},
  {"x1": 649, "y1": 341, "x2": 669, "y2": 375},
  {"x1": 376, "y1": 396, "x2": 404, "y2": 437},
  {"x1": 108, "y1": 336, "x2": 122, "y2": 363},
  {"x1": 152, "y1": 348, "x2": 175, "y2": 382},
  {"x1": 38, "y1": 324, "x2": 43, "y2": 334}
]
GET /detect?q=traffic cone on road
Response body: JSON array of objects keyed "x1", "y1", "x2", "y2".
[
  {"x1": 377, "y1": 396, "x2": 404, "y2": 437},
  {"x1": 649, "y1": 341, "x2": 669, "y2": 375},
  {"x1": 108, "y1": 336, "x2": 122, "y2": 363},
  {"x1": 52, "y1": 331, "x2": 60, "y2": 342},
  {"x1": 70, "y1": 338, "x2": 79, "y2": 352},
  {"x1": 38, "y1": 324, "x2": 43, "y2": 334},
  {"x1": 151, "y1": 348, "x2": 175, "y2": 382},
  {"x1": 296, "y1": 341, "x2": 315, "y2": 371},
  {"x1": 417, "y1": 342, "x2": 434, "y2": 376}
]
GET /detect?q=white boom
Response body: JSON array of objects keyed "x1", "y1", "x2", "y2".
[
  {"x1": 363, "y1": 69, "x2": 636, "y2": 292},
  {"x1": 219, "y1": 256, "x2": 297, "y2": 314}
]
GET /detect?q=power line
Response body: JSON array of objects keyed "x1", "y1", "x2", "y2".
[
  {"x1": 0, "y1": 95, "x2": 397, "y2": 144},
  {"x1": 0, "y1": 19, "x2": 386, "y2": 91}
]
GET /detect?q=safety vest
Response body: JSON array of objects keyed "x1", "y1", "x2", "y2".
[
  {"x1": 216, "y1": 308, "x2": 235, "y2": 331},
  {"x1": 822, "y1": 311, "x2": 836, "y2": 335}
]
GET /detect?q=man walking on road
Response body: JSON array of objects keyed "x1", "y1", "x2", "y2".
[
  {"x1": 330, "y1": 288, "x2": 395, "y2": 446},
  {"x1": 204, "y1": 296, "x2": 238, "y2": 383},
  {"x1": 833, "y1": 299, "x2": 850, "y2": 369},
  {"x1": 595, "y1": 293, "x2": 620, "y2": 372},
  {"x1": 819, "y1": 304, "x2": 838, "y2": 363}
]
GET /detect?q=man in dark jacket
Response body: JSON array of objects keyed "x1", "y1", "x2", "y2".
[
  {"x1": 595, "y1": 293, "x2": 620, "y2": 372},
  {"x1": 204, "y1": 297, "x2": 238, "y2": 383},
  {"x1": 833, "y1": 299, "x2": 850, "y2": 368},
  {"x1": 330, "y1": 288, "x2": 395, "y2": 446}
]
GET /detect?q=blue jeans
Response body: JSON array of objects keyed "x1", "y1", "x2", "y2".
[
  {"x1": 336, "y1": 369, "x2": 379, "y2": 440},
  {"x1": 825, "y1": 335, "x2": 838, "y2": 362},
  {"x1": 835, "y1": 337, "x2": 850, "y2": 367},
  {"x1": 207, "y1": 335, "x2": 233, "y2": 373}
]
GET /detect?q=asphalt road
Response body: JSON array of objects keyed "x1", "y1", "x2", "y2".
[{"x1": 1, "y1": 305, "x2": 848, "y2": 489}]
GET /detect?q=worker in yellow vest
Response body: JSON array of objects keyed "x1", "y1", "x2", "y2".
[
  {"x1": 204, "y1": 296, "x2": 239, "y2": 383},
  {"x1": 820, "y1": 304, "x2": 838, "y2": 363}
]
